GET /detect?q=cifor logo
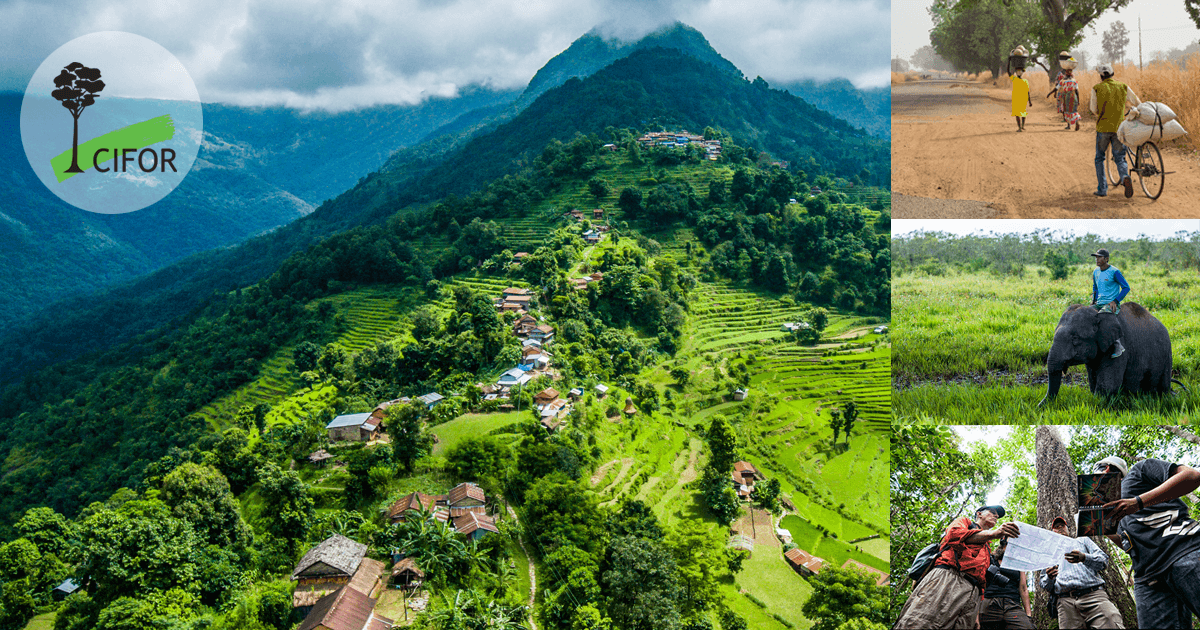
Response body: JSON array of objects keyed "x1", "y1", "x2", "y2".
[{"x1": 20, "y1": 32, "x2": 203, "y2": 214}]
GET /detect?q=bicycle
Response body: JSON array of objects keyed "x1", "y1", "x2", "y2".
[{"x1": 1105, "y1": 139, "x2": 1166, "y2": 200}]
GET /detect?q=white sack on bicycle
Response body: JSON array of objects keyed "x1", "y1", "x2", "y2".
[
  {"x1": 1118, "y1": 119, "x2": 1189, "y2": 147},
  {"x1": 1135, "y1": 102, "x2": 1178, "y2": 125}
]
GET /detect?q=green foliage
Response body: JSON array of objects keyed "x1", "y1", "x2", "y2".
[
  {"x1": 1044, "y1": 247, "x2": 1070, "y2": 281},
  {"x1": 600, "y1": 535, "x2": 682, "y2": 630},
  {"x1": 161, "y1": 462, "x2": 251, "y2": 549},
  {"x1": 94, "y1": 588, "x2": 201, "y2": 630},
  {"x1": 386, "y1": 403, "x2": 432, "y2": 472},
  {"x1": 522, "y1": 473, "x2": 606, "y2": 556},
  {"x1": 255, "y1": 462, "x2": 314, "y2": 552},
  {"x1": 801, "y1": 566, "x2": 888, "y2": 630},
  {"x1": 751, "y1": 478, "x2": 782, "y2": 513},
  {"x1": 446, "y1": 435, "x2": 509, "y2": 490},
  {"x1": 930, "y1": 0, "x2": 1039, "y2": 75}
]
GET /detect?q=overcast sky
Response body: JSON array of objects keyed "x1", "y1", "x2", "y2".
[
  {"x1": 894, "y1": 219, "x2": 1200, "y2": 240},
  {"x1": 893, "y1": 0, "x2": 1199, "y2": 67},
  {"x1": 0, "y1": 0, "x2": 890, "y2": 111}
]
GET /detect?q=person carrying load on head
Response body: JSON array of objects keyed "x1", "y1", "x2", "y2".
[
  {"x1": 1090, "y1": 64, "x2": 1141, "y2": 197},
  {"x1": 1008, "y1": 46, "x2": 1032, "y2": 132},
  {"x1": 895, "y1": 505, "x2": 1020, "y2": 629},
  {"x1": 1047, "y1": 52, "x2": 1081, "y2": 131},
  {"x1": 1089, "y1": 249, "x2": 1127, "y2": 359}
]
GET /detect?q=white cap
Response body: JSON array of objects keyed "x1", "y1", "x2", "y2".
[
  {"x1": 1094, "y1": 456, "x2": 1129, "y2": 476},
  {"x1": 1097, "y1": 64, "x2": 1114, "y2": 77}
]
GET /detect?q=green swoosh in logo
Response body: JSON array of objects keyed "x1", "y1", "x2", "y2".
[{"x1": 51, "y1": 115, "x2": 175, "y2": 182}]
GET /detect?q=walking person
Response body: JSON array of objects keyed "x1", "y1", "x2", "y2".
[
  {"x1": 1097, "y1": 456, "x2": 1200, "y2": 628},
  {"x1": 1042, "y1": 516, "x2": 1125, "y2": 629},
  {"x1": 1048, "y1": 65, "x2": 1081, "y2": 131},
  {"x1": 1090, "y1": 64, "x2": 1141, "y2": 197},
  {"x1": 895, "y1": 506, "x2": 1020, "y2": 629},
  {"x1": 1010, "y1": 68, "x2": 1031, "y2": 132}
]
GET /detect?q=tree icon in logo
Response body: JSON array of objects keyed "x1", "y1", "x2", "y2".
[{"x1": 51, "y1": 62, "x2": 105, "y2": 174}]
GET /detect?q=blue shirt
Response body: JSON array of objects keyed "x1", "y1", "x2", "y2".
[
  {"x1": 1039, "y1": 535, "x2": 1107, "y2": 594},
  {"x1": 1093, "y1": 266, "x2": 1129, "y2": 305}
]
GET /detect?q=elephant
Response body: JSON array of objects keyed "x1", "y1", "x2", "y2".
[{"x1": 1039, "y1": 302, "x2": 1182, "y2": 405}]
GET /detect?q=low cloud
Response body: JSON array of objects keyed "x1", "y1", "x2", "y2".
[{"x1": 0, "y1": 0, "x2": 891, "y2": 110}]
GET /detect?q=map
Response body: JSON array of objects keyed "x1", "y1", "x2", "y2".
[{"x1": 999, "y1": 522, "x2": 1077, "y2": 572}]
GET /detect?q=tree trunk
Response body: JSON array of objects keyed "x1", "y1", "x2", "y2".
[{"x1": 1034, "y1": 426, "x2": 1137, "y2": 628}]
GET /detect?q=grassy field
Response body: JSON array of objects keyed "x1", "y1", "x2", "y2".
[
  {"x1": 429, "y1": 411, "x2": 526, "y2": 456},
  {"x1": 893, "y1": 265, "x2": 1200, "y2": 422},
  {"x1": 21, "y1": 614, "x2": 55, "y2": 630}
]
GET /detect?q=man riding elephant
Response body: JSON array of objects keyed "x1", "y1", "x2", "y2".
[{"x1": 1090, "y1": 249, "x2": 1127, "y2": 359}]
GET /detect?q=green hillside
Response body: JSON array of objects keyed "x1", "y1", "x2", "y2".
[{"x1": 0, "y1": 106, "x2": 888, "y2": 630}]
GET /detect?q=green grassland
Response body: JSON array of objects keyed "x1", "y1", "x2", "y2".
[
  {"x1": 21, "y1": 613, "x2": 55, "y2": 630},
  {"x1": 893, "y1": 266, "x2": 1200, "y2": 422}
]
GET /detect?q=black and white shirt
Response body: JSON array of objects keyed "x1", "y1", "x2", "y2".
[{"x1": 1118, "y1": 458, "x2": 1200, "y2": 584}]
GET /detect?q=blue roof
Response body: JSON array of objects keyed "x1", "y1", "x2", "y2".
[{"x1": 326, "y1": 412, "x2": 372, "y2": 429}]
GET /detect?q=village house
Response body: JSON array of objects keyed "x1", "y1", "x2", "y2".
[
  {"x1": 513, "y1": 252, "x2": 529, "y2": 262},
  {"x1": 292, "y1": 535, "x2": 387, "y2": 614},
  {"x1": 733, "y1": 388, "x2": 748, "y2": 401},
  {"x1": 534, "y1": 387, "x2": 560, "y2": 409},
  {"x1": 732, "y1": 461, "x2": 763, "y2": 499},
  {"x1": 570, "y1": 278, "x2": 590, "y2": 291},
  {"x1": 567, "y1": 387, "x2": 584, "y2": 401},
  {"x1": 446, "y1": 482, "x2": 488, "y2": 517},
  {"x1": 568, "y1": 209, "x2": 584, "y2": 221},
  {"x1": 416, "y1": 393, "x2": 444, "y2": 409},
  {"x1": 52, "y1": 579, "x2": 80, "y2": 602},
  {"x1": 513, "y1": 314, "x2": 538, "y2": 336},
  {"x1": 384, "y1": 491, "x2": 441, "y2": 524},
  {"x1": 325, "y1": 413, "x2": 381, "y2": 443},
  {"x1": 785, "y1": 548, "x2": 825, "y2": 577},
  {"x1": 297, "y1": 585, "x2": 394, "y2": 630},
  {"x1": 775, "y1": 527, "x2": 793, "y2": 545},
  {"x1": 520, "y1": 347, "x2": 551, "y2": 370},
  {"x1": 781, "y1": 322, "x2": 811, "y2": 333},
  {"x1": 498, "y1": 367, "x2": 534, "y2": 388},
  {"x1": 540, "y1": 399, "x2": 571, "y2": 430},
  {"x1": 528, "y1": 325, "x2": 555, "y2": 343},
  {"x1": 502, "y1": 287, "x2": 532, "y2": 299},
  {"x1": 592, "y1": 208, "x2": 604, "y2": 219},
  {"x1": 521, "y1": 338, "x2": 543, "y2": 350},
  {"x1": 583, "y1": 229, "x2": 601, "y2": 244},
  {"x1": 391, "y1": 557, "x2": 424, "y2": 587},
  {"x1": 452, "y1": 512, "x2": 500, "y2": 541},
  {"x1": 594, "y1": 383, "x2": 609, "y2": 398}
]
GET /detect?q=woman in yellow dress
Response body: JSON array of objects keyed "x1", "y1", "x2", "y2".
[{"x1": 1010, "y1": 68, "x2": 1032, "y2": 131}]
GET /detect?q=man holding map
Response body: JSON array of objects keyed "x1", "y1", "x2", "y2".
[
  {"x1": 1040, "y1": 516, "x2": 1125, "y2": 629},
  {"x1": 895, "y1": 505, "x2": 1020, "y2": 629}
]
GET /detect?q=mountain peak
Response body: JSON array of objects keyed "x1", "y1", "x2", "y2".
[{"x1": 518, "y1": 22, "x2": 742, "y2": 107}]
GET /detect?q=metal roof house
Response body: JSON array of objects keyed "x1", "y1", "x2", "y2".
[{"x1": 326, "y1": 413, "x2": 379, "y2": 443}]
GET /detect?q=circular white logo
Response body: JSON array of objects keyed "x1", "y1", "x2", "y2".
[{"x1": 20, "y1": 32, "x2": 202, "y2": 214}]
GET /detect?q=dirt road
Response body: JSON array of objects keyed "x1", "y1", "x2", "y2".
[{"x1": 893, "y1": 80, "x2": 1200, "y2": 218}]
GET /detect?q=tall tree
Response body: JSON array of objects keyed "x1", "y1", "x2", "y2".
[
  {"x1": 801, "y1": 566, "x2": 889, "y2": 630},
  {"x1": 1101, "y1": 20, "x2": 1130, "y2": 64},
  {"x1": 1028, "y1": 0, "x2": 1133, "y2": 77},
  {"x1": 1033, "y1": 426, "x2": 1136, "y2": 628},
  {"x1": 50, "y1": 62, "x2": 105, "y2": 174},
  {"x1": 930, "y1": 0, "x2": 1040, "y2": 76}
]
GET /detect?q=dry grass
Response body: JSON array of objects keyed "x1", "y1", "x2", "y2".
[{"x1": 891, "y1": 72, "x2": 913, "y2": 84}]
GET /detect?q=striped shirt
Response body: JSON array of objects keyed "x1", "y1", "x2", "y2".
[{"x1": 1039, "y1": 536, "x2": 1106, "y2": 594}]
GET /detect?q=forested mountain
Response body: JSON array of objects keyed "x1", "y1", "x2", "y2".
[
  {"x1": 778, "y1": 78, "x2": 891, "y2": 139},
  {"x1": 516, "y1": 22, "x2": 743, "y2": 107},
  {"x1": 0, "y1": 87, "x2": 518, "y2": 333},
  {"x1": 0, "y1": 45, "x2": 886, "y2": 385}
]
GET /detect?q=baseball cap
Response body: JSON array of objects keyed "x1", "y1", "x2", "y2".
[
  {"x1": 1094, "y1": 456, "x2": 1129, "y2": 476},
  {"x1": 1090, "y1": 249, "x2": 1111, "y2": 258},
  {"x1": 977, "y1": 505, "x2": 1006, "y2": 517},
  {"x1": 1052, "y1": 515, "x2": 1069, "y2": 527}
]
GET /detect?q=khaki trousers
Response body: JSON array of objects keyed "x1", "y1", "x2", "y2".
[
  {"x1": 1058, "y1": 587, "x2": 1125, "y2": 629},
  {"x1": 895, "y1": 567, "x2": 980, "y2": 630}
]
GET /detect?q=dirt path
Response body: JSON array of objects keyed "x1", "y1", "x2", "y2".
[
  {"x1": 893, "y1": 80, "x2": 1200, "y2": 217},
  {"x1": 507, "y1": 505, "x2": 537, "y2": 630}
]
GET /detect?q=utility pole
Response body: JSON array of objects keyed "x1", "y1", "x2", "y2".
[{"x1": 1139, "y1": 16, "x2": 1143, "y2": 70}]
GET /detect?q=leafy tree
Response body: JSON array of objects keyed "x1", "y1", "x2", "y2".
[
  {"x1": 607, "y1": 500, "x2": 664, "y2": 541},
  {"x1": 892, "y1": 57, "x2": 910, "y2": 72},
  {"x1": 256, "y1": 462, "x2": 314, "y2": 552},
  {"x1": 698, "y1": 467, "x2": 741, "y2": 526},
  {"x1": 667, "y1": 520, "x2": 724, "y2": 615},
  {"x1": 94, "y1": 588, "x2": 201, "y2": 630},
  {"x1": 802, "y1": 566, "x2": 888, "y2": 630},
  {"x1": 522, "y1": 473, "x2": 606, "y2": 555},
  {"x1": 386, "y1": 402, "x2": 431, "y2": 472},
  {"x1": 705, "y1": 417, "x2": 738, "y2": 474},
  {"x1": 751, "y1": 477, "x2": 782, "y2": 513},
  {"x1": 446, "y1": 435, "x2": 508, "y2": 490},
  {"x1": 51, "y1": 62, "x2": 105, "y2": 174},
  {"x1": 670, "y1": 367, "x2": 690, "y2": 388},
  {"x1": 618, "y1": 187, "x2": 643, "y2": 218},
  {"x1": 161, "y1": 462, "x2": 251, "y2": 549},
  {"x1": 1043, "y1": 248, "x2": 1070, "y2": 281},
  {"x1": 411, "y1": 306, "x2": 442, "y2": 342},
  {"x1": 292, "y1": 341, "x2": 321, "y2": 373},
  {"x1": 1102, "y1": 20, "x2": 1129, "y2": 64},
  {"x1": 930, "y1": 0, "x2": 1039, "y2": 76},
  {"x1": 589, "y1": 177, "x2": 611, "y2": 199},
  {"x1": 719, "y1": 609, "x2": 748, "y2": 630},
  {"x1": 77, "y1": 498, "x2": 201, "y2": 605},
  {"x1": 840, "y1": 401, "x2": 859, "y2": 444},
  {"x1": 600, "y1": 535, "x2": 682, "y2": 630},
  {"x1": 15, "y1": 507, "x2": 77, "y2": 562},
  {"x1": 572, "y1": 605, "x2": 612, "y2": 630},
  {"x1": 829, "y1": 409, "x2": 843, "y2": 444}
]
